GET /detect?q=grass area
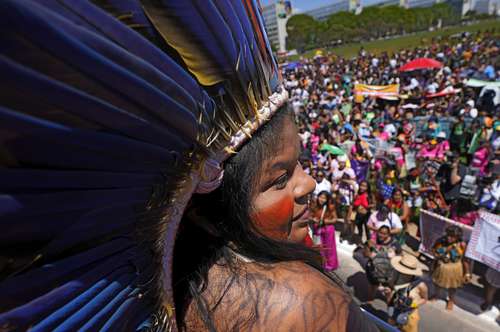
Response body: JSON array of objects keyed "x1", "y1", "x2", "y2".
[{"x1": 289, "y1": 19, "x2": 500, "y2": 60}]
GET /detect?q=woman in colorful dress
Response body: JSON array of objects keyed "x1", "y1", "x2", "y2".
[
  {"x1": 385, "y1": 188, "x2": 411, "y2": 244},
  {"x1": 311, "y1": 191, "x2": 339, "y2": 271},
  {"x1": 431, "y1": 226, "x2": 471, "y2": 310}
]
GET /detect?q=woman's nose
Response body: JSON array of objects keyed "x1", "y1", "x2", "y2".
[{"x1": 294, "y1": 164, "x2": 316, "y2": 204}]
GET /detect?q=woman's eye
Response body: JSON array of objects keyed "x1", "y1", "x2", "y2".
[{"x1": 274, "y1": 173, "x2": 289, "y2": 190}]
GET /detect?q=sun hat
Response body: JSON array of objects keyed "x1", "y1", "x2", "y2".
[{"x1": 391, "y1": 254, "x2": 425, "y2": 276}]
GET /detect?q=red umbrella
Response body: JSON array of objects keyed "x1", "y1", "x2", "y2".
[{"x1": 399, "y1": 58, "x2": 443, "y2": 72}]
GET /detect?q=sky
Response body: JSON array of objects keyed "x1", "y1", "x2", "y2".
[{"x1": 261, "y1": 0, "x2": 384, "y2": 13}]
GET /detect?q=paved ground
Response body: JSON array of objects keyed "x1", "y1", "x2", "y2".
[{"x1": 333, "y1": 230, "x2": 500, "y2": 332}]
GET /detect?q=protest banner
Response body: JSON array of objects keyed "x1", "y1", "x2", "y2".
[
  {"x1": 354, "y1": 84, "x2": 399, "y2": 97},
  {"x1": 419, "y1": 209, "x2": 473, "y2": 258},
  {"x1": 466, "y1": 211, "x2": 500, "y2": 271},
  {"x1": 410, "y1": 116, "x2": 454, "y2": 138}
]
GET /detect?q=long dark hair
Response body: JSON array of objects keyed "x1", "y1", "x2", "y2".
[{"x1": 173, "y1": 105, "x2": 322, "y2": 330}]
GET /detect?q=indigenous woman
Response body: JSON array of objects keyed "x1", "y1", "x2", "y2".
[
  {"x1": 431, "y1": 226, "x2": 471, "y2": 311},
  {"x1": 385, "y1": 188, "x2": 411, "y2": 244},
  {"x1": 311, "y1": 191, "x2": 339, "y2": 271},
  {"x1": 0, "y1": 1, "x2": 376, "y2": 331}
]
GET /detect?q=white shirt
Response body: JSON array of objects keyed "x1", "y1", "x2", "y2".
[
  {"x1": 384, "y1": 123, "x2": 397, "y2": 138},
  {"x1": 405, "y1": 78, "x2": 419, "y2": 91},
  {"x1": 314, "y1": 178, "x2": 332, "y2": 196},
  {"x1": 427, "y1": 82, "x2": 439, "y2": 94},
  {"x1": 368, "y1": 211, "x2": 403, "y2": 231}
]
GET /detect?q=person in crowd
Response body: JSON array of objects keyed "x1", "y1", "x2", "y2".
[
  {"x1": 450, "y1": 198, "x2": 480, "y2": 226},
  {"x1": 351, "y1": 180, "x2": 374, "y2": 244},
  {"x1": 439, "y1": 153, "x2": 468, "y2": 204},
  {"x1": 479, "y1": 172, "x2": 500, "y2": 212},
  {"x1": 313, "y1": 170, "x2": 332, "y2": 195},
  {"x1": 481, "y1": 267, "x2": 500, "y2": 312},
  {"x1": 367, "y1": 205, "x2": 403, "y2": 241},
  {"x1": 387, "y1": 254, "x2": 429, "y2": 332},
  {"x1": 431, "y1": 226, "x2": 471, "y2": 310},
  {"x1": 385, "y1": 188, "x2": 411, "y2": 227},
  {"x1": 471, "y1": 141, "x2": 491, "y2": 176},
  {"x1": 363, "y1": 226, "x2": 403, "y2": 301},
  {"x1": 311, "y1": 191, "x2": 339, "y2": 271},
  {"x1": 337, "y1": 172, "x2": 359, "y2": 244},
  {"x1": 436, "y1": 131, "x2": 450, "y2": 157},
  {"x1": 450, "y1": 114, "x2": 467, "y2": 153}
]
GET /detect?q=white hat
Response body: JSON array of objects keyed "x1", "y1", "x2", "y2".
[
  {"x1": 466, "y1": 100, "x2": 475, "y2": 107},
  {"x1": 470, "y1": 108, "x2": 478, "y2": 118},
  {"x1": 337, "y1": 154, "x2": 348, "y2": 162},
  {"x1": 437, "y1": 131, "x2": 446, "y2": 139}
]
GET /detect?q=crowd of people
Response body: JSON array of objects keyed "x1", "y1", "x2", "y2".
[{"x1": 283, "y1": 30, "x2": 500, "y2": 331}]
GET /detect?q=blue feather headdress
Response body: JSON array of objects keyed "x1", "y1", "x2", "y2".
[{"x1": 0, "y1": 0, "x2": 287, "y2": 331}]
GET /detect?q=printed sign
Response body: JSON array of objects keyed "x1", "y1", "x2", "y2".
[
  {"x1": 354, "y1": 84, "x2": 399, "y2": 97},
  {"x1": 466, "y1": 211, "x2": 500, "y2": 271}
]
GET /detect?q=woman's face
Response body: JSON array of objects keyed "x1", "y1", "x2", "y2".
[
  {"x1": 377, "y1": 228, "x2": 390, "y2": 242},
  {"x1": 393, "y1": 190, "x2": 402, "y2": 202},
  {"x1": 359, "y1": 181, "x2": 368, "y2": 193},
  {"x1": 251, "y1": 117, "x2": 316, "y2": 240},
  {"x1": 317, "y1": 194, "x2": 328, "y2": 206}
]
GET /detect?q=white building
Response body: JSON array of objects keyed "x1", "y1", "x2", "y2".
[
  {"x1": 304, "y1": 0, "x2": 362, "y2": 21},
  {"x1": 471, "y1": 0, "x2": 500, "y2": 14},
  {"x1": 262, "y1": 1, "x2": 293, "y2": 52}
]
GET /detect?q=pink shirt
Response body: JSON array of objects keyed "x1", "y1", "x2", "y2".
[
  {"x1": 418, "y1": 145, "x2": 444, "y2": 160},
  {"x1": 390, "y1": 146, "x2": 405, "y2": 167},
  {"x1": 471, "y1": 147, "x2": 489, "y2": 174}
]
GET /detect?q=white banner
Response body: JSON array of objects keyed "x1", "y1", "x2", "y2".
[{"x1": 466, "y1": 211, "x2": 500, "y2": 271}]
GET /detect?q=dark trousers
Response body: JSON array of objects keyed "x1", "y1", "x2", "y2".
[
  {"x1": 338, "y1": 205, "x2": 351, "y2": 241},
  {"x1": 355, "y1": 212, "x2": 370, "y2": 243}
]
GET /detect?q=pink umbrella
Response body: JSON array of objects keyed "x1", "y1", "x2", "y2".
[{"x1": 399, "y1": 58, "x2": 443, "y2": 72}]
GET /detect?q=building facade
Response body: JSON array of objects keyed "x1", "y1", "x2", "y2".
[
  {"x1": 262, "y1": 1, "x2": 293, "y2": 52},
  {"x1": 304, "y1": 1, "x2": 351, "y2": 21}
]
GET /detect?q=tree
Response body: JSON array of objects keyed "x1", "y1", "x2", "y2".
[
  {"x1": 286, "y1": 14, "x2": 318, "y2": 51},
  {"x1": 285, "y1": 3, "x2": 470, "y2": 52}
]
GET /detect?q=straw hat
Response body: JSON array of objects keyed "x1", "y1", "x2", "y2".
[{"x1": 391, "y1": 254, "x2": 424, "y2": 276}]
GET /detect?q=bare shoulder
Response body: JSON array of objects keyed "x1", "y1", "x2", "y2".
[{"x1": 187, "y1": 260, "x2": 351, "y2": 331}]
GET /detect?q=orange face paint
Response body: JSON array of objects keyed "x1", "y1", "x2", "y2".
[{"x1": 251, "y1": 195, "x2": 295, "y2": 240}]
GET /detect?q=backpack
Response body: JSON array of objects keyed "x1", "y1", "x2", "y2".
[{"x1": 366, "y1": 251, "x2": 394, "y2": 284}]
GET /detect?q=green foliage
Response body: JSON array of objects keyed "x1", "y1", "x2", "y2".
[
  {"x1": 286, "y1": 3, "x2": 463, "y2": 51},
  {"x1": 288, "y1": 19, "x2": 500, "y2": 60},
  {"x1": 286, "y1": 14, "x2": 318, "y2": 51}
]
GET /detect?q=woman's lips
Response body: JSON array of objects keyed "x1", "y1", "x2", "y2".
[{"x1": 292, "y1": 206, "x2": 309, "y2": 222}]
